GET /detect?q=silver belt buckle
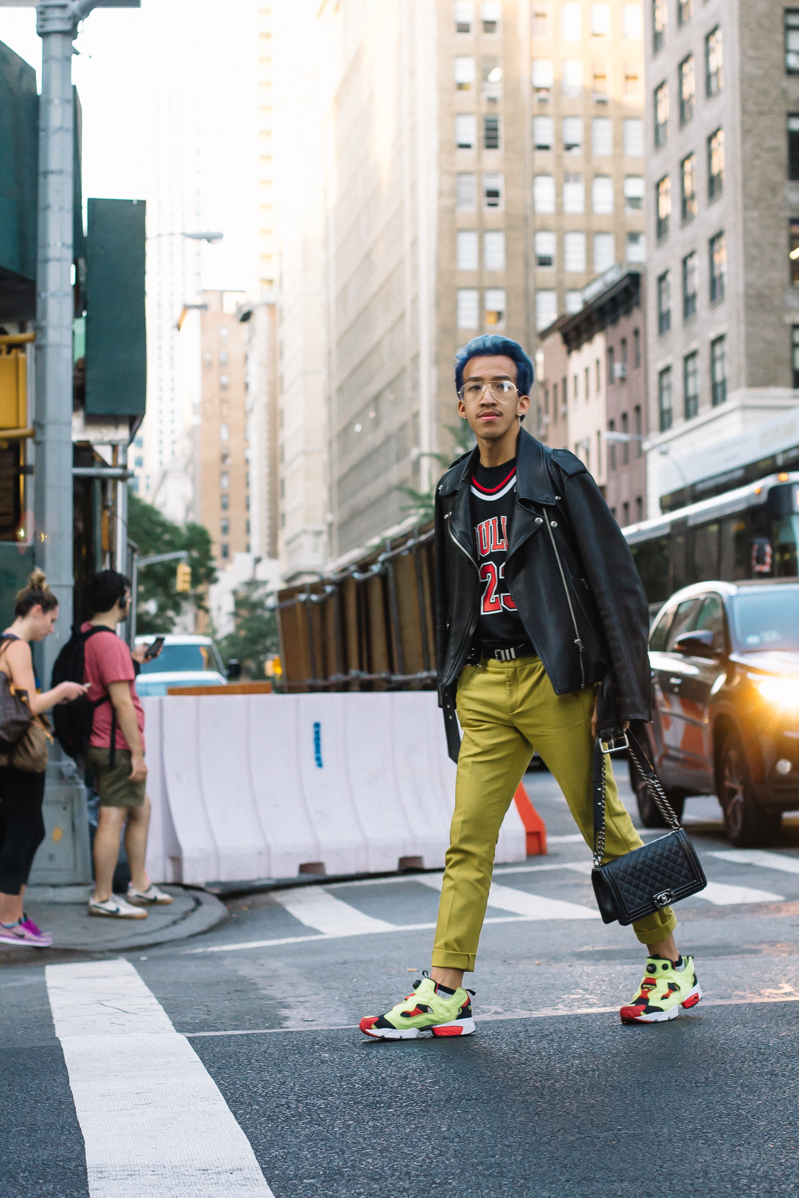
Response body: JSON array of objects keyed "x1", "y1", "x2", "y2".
[
  {"x1": 600, "y1": 732, "x2": 629, "y2": 754},
  {"x1": 493, "y1": 647, "x2": 518, "y2": 661}
]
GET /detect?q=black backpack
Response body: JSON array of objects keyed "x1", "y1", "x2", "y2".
[{"x1": 51, "y1": 626, "x2": 118, "y2": 761}]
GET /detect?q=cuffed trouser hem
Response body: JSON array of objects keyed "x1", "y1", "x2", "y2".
[
  {"x1": 632, "y1": 907, "x2": 677, "y2": 946},
  {"x1": 431, "y1": 950, "x2": 477, "y2": 971}
]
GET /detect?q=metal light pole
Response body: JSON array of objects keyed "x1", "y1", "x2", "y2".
[{"x1": 32, "y1": 0, "x2": 138, "y2": 684}]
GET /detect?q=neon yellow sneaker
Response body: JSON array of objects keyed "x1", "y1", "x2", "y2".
[
  {"x1": 359, "y1": 974, "x2": 475, "y2": 1040},
  {"x1": 620, "y1": 955, "x2": 702, "y2": 1024}
]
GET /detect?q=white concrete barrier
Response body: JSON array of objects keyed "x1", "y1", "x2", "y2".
[{"x1": 142, "y1": 691, "x2": 526, "y2": 885}]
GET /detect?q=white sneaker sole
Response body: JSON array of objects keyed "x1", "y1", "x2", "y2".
[
  {"x1": 361, "y1": 1017, "x2": 476, "y2": 1041},
  {"x1": 88, "y1": 906, "x2": 148, "y2": 920},
  {"x1": 622, "y1": 982, "x2": 702, "y2": 1024}
]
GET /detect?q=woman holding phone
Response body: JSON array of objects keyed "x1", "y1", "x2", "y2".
[{"x1": 0, "y1": 571, "x2": 89, "y2": 947}]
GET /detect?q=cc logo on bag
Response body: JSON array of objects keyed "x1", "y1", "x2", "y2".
[{"x1": 653, "y1": 890, "x2": 674, "y2": 908}]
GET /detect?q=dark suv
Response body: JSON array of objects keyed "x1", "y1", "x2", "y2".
[{"x1": 630, "y1": 579, "x2": 799, "y2": 846}]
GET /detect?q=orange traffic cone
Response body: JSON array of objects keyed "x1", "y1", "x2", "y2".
[{"x1": 513, "y1": 782, "x2": 548, "y2": 856}]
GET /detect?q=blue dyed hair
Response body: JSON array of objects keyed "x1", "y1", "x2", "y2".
[{"x1": 454, "y1": 334, "x2": 535, "y2": 397}]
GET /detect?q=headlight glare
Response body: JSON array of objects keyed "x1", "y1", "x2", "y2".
[{"x1": 755, "y1": 676, "x2": 799, "y2": 709}]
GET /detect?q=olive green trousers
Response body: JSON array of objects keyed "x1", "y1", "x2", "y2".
[{"x1": 431, "y1": 656, "x2": 677, "y2": 972}]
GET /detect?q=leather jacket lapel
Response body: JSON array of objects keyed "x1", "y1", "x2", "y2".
[{"x1": 446, "y1": 449, "x2": 478, "y2": 566}]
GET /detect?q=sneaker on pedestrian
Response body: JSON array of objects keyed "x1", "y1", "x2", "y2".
[
  {"x1": 359, "y1": 974, "x2": 475, "y2": 1040},
  {"x1": 0, "y1": 917, "x2": 53, "y2": 947},
  {"x1": 126, "y1": 882, "x2": 173, "y2": 906},
  {"x1": 620, "y1": 955, "x2": 702, "y2": 1024},
  {"x1": 88, "y1": 894, "x2": 148, "y2": 919}
]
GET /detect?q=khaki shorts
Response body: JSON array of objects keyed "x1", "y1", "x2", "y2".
[{"x1": 85, "y1": 746, "x2": 146, "y2": 808}]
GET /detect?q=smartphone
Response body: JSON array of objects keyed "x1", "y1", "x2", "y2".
[{"x1": 144, "y1": 635, "x2": 165, "y2": 662}]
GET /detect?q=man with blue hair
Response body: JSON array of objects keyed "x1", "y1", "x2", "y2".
[{"x1": 360, "y1": 334, "x2": 699, "y2": 1038}]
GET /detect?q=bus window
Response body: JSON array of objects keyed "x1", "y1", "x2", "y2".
[
  {"x1": 719, "y1": 517, "x2": 747, "y2": 580},
  {"x1": 773, "y1": 515, "x2": 799, "y2": 577},
  {"x1": 632, "y1": 536, "x2": 670, "y2": 603},
  {"x1": 670, "y1": 527, "x2": 687, "y2": 593},
  {"x1": 690, "y1": 521, "x2": 720, "y2": 583}
]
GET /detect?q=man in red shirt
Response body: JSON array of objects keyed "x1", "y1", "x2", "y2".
[{"x1": 82, "y1": 570, "x2": 172, "y2": 919}]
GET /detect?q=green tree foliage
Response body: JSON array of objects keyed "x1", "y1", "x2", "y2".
[
  {"x1": 217, "y1": 580, "x2": 279, "y2": 678},
  {"x1": 128, "y1": 494, "x2": 217, "y2": 635},
  {"x1": 397, "y1": 423, "x2": 476, "y2": 522}
]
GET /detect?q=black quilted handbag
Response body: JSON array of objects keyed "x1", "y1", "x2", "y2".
[{"x1": 591, "y1": 728, "x2": 706, "y2": 925}]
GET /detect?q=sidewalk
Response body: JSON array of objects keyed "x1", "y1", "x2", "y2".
[{"x1": 0, "y1": 885, "x2": 227, "y2": 959}]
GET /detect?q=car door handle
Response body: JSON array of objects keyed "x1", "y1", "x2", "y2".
[{"x1": 669, "y1": 677, "x2": 683, "y2": 685}]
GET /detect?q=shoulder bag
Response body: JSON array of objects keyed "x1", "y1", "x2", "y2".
[
  {"x1": 0, "y1": 636, "x2": 34, "y2": 755},
  {"x1": 591, "y1": 727, "x2": 706, "y2": 925}
]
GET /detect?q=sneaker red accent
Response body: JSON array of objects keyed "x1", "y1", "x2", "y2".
[
  {"x1": 431, "y1": 1024, "x2": 466, "y2": 1036},
  {"x1": 359, "y1": 1016, "x2": 379, "y2": 1033},
  {"x1": 681, "y1": 992, "x2": 701, "y2": 1009}
]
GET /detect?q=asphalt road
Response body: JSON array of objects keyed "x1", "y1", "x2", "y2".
[{"x1": 3, "y1": 769, "x2": 799, "y2": 1197}]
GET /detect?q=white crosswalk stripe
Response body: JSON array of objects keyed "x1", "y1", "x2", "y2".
[
  {"x1": 270, "y1": 886, "x2": 396, "y2": 935},
  {"x1": 46, "y1": 960, "x2": 274, "y2": 1198},
  {"x1": 710, "y1": 850, "x2": 799, "y2": 876},
  {"x1": 415, "y1": 872, "x2": 600, "y2": 920},
  {"x1": 698, "y1": 880, "x2": 784, "y2": 905}
]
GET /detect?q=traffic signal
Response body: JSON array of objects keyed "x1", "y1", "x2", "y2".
[{"x1": 176, "y1": 561, "x2": 191, "y2": 593}]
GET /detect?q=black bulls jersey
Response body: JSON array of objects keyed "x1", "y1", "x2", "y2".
[{"x1": 470, "y1": 458, "x2": 527, "y2": 652}]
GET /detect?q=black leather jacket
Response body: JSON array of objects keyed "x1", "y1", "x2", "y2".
[{"x1": 435, "y1": 428, "x2": 651, "y2": 761}]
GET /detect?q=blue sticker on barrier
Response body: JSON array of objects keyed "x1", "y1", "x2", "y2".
[{"x1": 313, "y1": 721, "x2": 323, "y2": 768}]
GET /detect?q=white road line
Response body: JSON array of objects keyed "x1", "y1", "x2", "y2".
[
  {"x1": 45, "y1": 959, "x2": 274, "y2": 1198},
  {"x1": 495, "y1": 862, "x2": 593, "y2": 876},
  {"x1": 415, "y1": 872, "x2": 600, "y2": 920},
  {"x1": 710, "y1": 849, "x2": 799, "y2": 876},
  {"x1": 270, "y1": 886, "x2": 396, "y2": 935},
  {"x1": 547, "y1": 830, "x2": 662, "y2": 844},
  {"x1": 698, "y1": 880, "x2": 785, "y2": 905}
]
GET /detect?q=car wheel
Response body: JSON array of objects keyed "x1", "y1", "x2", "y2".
[
  {"x1": 628, "y1": 755, "x2": 685, "y2": 827},
  {"x1": 719, "y1": 730, "x2": 781, "y2": 847}
]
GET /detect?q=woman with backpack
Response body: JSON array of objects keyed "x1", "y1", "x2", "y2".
[{"x1": 0, "y1": 571, "x2": 89, "y2": 947}]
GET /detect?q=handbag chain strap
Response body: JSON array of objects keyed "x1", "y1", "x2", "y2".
[{"x1": 592, "y1": 726, "x2": 681, "y2": 869}]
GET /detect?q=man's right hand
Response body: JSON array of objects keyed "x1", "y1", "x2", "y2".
[{"x1": 128, "y1": 754, "x2": 147, "y2": 783}]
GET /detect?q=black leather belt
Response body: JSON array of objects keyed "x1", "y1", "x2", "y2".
[{"x1": 490, "y1": 642, "x2": 535, "y2": 661}]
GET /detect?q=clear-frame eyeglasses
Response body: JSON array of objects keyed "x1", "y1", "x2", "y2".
[{"x1": 458, "y1": 379, "x2": 519, "y2": 403}]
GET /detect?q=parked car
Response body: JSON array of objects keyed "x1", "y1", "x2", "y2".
[
  {"x1": 630, "y1": 579, "x2": 799, "y2": 846},
  {"x1": 133, "y1": 634, "x2": 228, "y2": 697}
]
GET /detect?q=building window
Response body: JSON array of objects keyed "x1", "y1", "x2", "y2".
[
  {"x1": 594, "y1": 231, "x2": 615, "y2": 272},
  {"x1": 626, "y1": 231, "x2": 645, "y2": 262},
  {"x1": 536, "y1": 290, "x2": 557, "y2": 329},
  {"x1": 532, "y1": 4, "x2": 550, "y2": 37},
  {"x1": 533, "y1": 115, "x2": 554, "y2": 151},
  {"x1": 621, "y1": 412, "x2": 629, "y2": 464},
  {"x1": 682, "y1": 251, "x2": 698, "y2": 319},
  {"x1": 624, "y1": 65, "x2": 641, "y2": 96},
  {"x1": 707, "y1": 128, "x2": 725, "y2": 198},
  {"x1": 483, "y1": 114, "x2": 500, "y2": 149},
  {"x1": 219, "y1": 374, "x2": 229, "y2": 389},
  {"x1": 591, "y1": 4, "x2": 611, "y2": 37},
  {"x1": 563, "y1": 173, "x2": 585, "y2": 214},
  {"x1": 787, "y1": 10, "x2": 799, "y2": 73},
  {"x1": 624, "y1": 175, "x2": 644, "y2": 212},
  {"x1": 562, "y1": 2, "x2": 581, "y2": 39},
  {"x1": 657, "y1": 270, "x2": 671, "y2": 334},
  {"x1": 791, "y1": 219, "x2": 799, "y2": 285},
  {"x1": 484, "y1": 230, "x2": 505, "y2": 270},
  {"x1": 592, "y1": 62, "x2": 609, "y2": 99},
  {"x1": 654, "y1": 81, "x2": 668, "y2": 147},
  {"x1": 608, "y1": 419, "x2": 616, "y2": 470},
  {"x1": 565, "y1": 290, "x2": 583, "y2": 314},
  {"x1": 483, "y1": 172, "x2": 504, "y2": 209},
  {"x1": 221, "y1": 544, "x2": 230, "y2": 560},
  {"x1": 634, "y1": 329, "x2": 641, "y2": 369},
  {"x1": 221, "y1": 518, "x2": 230, "y2": 537},
  {"x1": 608, "y1": 345, "x2": 615, "y2": 383},
  {"x1": 622, "y1": 4, "x2": 642, "y2": 39},
  {"x1": 709, "y1": 231, "x2": 726, "y2": 302},
  {"x1": 711, "y1": 335, "x2": 727, "y2": 405},
  {"x1": 622, "y1": 501, "x2": 630, "y2": 526},
  {"x1": 679, "y1": 56, "x2": 695, "y2": 125},
  {"x1": 592, "y1": 175, "x2": 614, "y2": 214},
  {"x1": 563, "y1": 116, "x2": 583, "y2": 154},
  {"x1": 705, "y1": 26, "x2": 723, "y2": 96},
  {"x1": 792, "y1": 327, "x2": 799, "y2": 387},
  {"x1": 220, "y1": 423, "x2": 230, "y2": 442},
  {"x1": 532, "y1": 59, "x2": 554, "y2": 98},
  {"x1": 678, "y1": 0, "x2": 692, "y2": 26},
  {"x1": 456, "y1": 230, "x2": 479, "y2": 270},
  {"x1": 683, "y1": 351, "x2": 699, "y2": 418},
  {"x1": 534, "y1": 174, "x2": 556, "y2": 212},
  {"x1": 652, "y1": 0, "x2": 666, "y2": 53},
  {"x1": 593, "y1": 116, "x2": 612, "y2": 155},
  {"x1": 634, "y1": 403, "x2": 643, "y2": 455},
  {"x1": 484, "y1": 288, "x2": 505, "y2": 327},
  {"x1": 562, "y1": 60, "x2": 583, "y2": 98},
  {"x1": 456, "y1": 172, "x2": 477, "y2": 211},
  {"x1": 219, "y1": 349, "x2": 228, "y2": 365},
  {"x1": 585, "y1": 366, "x2": 590, "y2": 401},
  {"x1": 457, "y1": 288, "x2": 479, "y2": 328},
  {"x1": 220, "y1": 471, "x2": 229, "y2": 488},
  {"x1": 482, "y1": 1, "x2": 501, "y2": 34},
  {"x1": 658, "y1": 366, "x2": 673, "y2": 431},
  {"x1": 788, "y1": 116, "x2": 799, "y2": 180},
  {"x1": 656, "y1": 175, "x2": 671, "y2": 240},
  {"x1": 552, "y1": 381, "x2": 558, "y2": 422},
  {"x1": 455, "y1": 113, "x2": 477, "y2": 149},
  {"x1": 636, "y1": 495, "x2": 643, "y2": 520},
  {"x1": 454, "y1": 1, "x2": 474, "y2": 33},
  {"x1": 564, "y1": 231, "x2": 586, "y2": 272},
  {"x1": 221, "y1": 493, "x2": 229, "y2": 511},
  {"x1": 535, "y1": 230, "x2": 556, "y2": 268},
  {"x1": 454, "y1": 56, "x2": 476, "y2": 89},
  {"x1": 681, "y1": 154, "x2": 697, "y2": 221}
]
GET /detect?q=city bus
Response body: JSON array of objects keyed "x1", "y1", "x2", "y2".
[{"x1": 622, "y1": 472, "x2": 799, "y2": 606}]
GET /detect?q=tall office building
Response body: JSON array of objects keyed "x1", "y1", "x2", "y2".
[{"x1": 644, "y1": 1, "x2": 799, "y2": 516}]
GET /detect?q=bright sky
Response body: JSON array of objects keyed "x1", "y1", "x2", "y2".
[{"x1": 0, "y1": 0, "x2": 259, "y2": 294}]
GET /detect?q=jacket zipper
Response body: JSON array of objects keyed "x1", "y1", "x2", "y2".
[{"x1": 544, "y1": 508, "x2": 585, "y2": 688}]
